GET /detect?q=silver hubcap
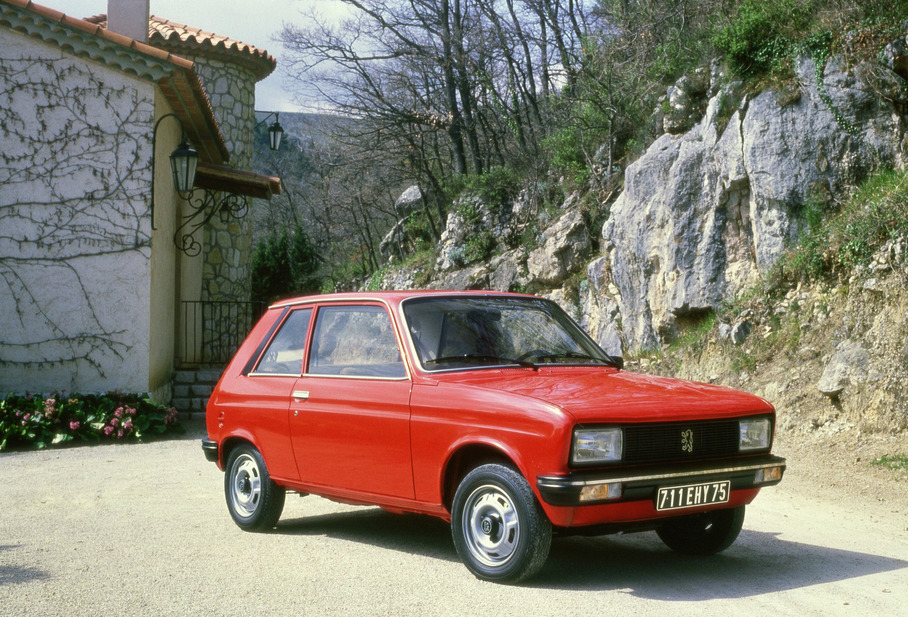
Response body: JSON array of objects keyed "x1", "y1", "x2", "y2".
[
  {"x1": 230, "y1": 453, "x2": 261, "y2": 518},
  {"x1": 462, "y1": 484, "x2": 520, "y2": 568}
]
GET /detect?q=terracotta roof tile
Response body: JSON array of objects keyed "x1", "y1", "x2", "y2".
[
  {"x1": 8, "y1": 1, "x2": 192, "y2": 71},
  {"x1": 83, "y1": 12, "x2": 276, "y2": 81}
]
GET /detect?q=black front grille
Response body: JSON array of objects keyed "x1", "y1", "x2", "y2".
[{"x1": 623, "y1": 420, "x2": 740, "y2": 465}]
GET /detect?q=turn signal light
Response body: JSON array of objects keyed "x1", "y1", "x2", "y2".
[
  {"x1": 754, "y1": 466, "x2": 783, "y2": 484},
  {"x1": 579, "y1": 482, "x2": 622, "y2": 502}
]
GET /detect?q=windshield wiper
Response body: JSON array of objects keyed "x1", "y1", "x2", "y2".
[
  {"x1": 526, "y1": 351, "x2": 616, "y2": 366},
  {"x1": 560, "y1": 352, "x2": 624, "y2": 368},
  {"x1": 425, "y1": 354, "x2": 536, "y2": 368}
]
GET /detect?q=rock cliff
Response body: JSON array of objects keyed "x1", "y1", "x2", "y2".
[
  {"x1": 375, "y1": 45, "x2": 907, "y2": 349},
  {"x1": 368, "y1": 43, "x2": 908, "y2": 434},
  {"x1": 603, "y1": 54, "x2": 907, "y2": 350}
]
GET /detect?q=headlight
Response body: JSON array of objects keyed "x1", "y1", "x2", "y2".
[
  {"x1": 572, "y1": 427, "x2": 623, "y2": 464},
  {"x1": 739, "y1": 418, "x2": 772, "y2": 452}
]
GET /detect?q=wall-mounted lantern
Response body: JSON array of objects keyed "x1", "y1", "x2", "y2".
[
  {"x1": 151, "y1": 113, "x2": 198, "y2": 229},
  {"x1": 268, "y1": 115, "x2": 284, "y2": 151},
  {"x1": 257, "y1": 111, "x2": 284, "y2": 151},
  {"x1": 153, "y1": 111, "x2": 284, "y2": 253},
  {"x1": 169, "y1": 138, "x2": 199, "y2": 193}
]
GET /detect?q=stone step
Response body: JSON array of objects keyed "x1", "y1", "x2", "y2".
[
  {"x1": 171, "y1": 368, "x2": 223, "y2": 420},
  {"x1": 173, "y1": 368, "x2": 223, "y2": 385},
  {"x1": 172, "y1": 383, "x2": 219, "y2": 399}
]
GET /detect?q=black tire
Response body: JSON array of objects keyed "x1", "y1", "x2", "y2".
[
  {"x1": 656, "y1": 505, "x2": 746, "y2": 555},
  {"x1": 451, "y1": 463, "x2": 552, "y2": 583},
  {"x1": 224, "y1": 444, "x2": 285, "y2": 531}
]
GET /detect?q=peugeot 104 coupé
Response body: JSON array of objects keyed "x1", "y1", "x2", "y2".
[{"x1": 202, "y1": 291, "x2": 786, "y2": 582}]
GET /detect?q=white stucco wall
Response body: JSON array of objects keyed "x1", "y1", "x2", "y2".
[
  {"x1": 149, "y1": 91, "x2": 184, "y2": 402},
  {"x1": 0, "y1": 30, "x2": 156, "y2": 395}
]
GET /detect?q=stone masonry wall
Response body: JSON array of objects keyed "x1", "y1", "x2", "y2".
[{"x1": 185, "y1": 54, "x2": 257, "y2": 302}]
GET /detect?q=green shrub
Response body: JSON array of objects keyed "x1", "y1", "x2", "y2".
[
  {"x1": 712, "y1": 0, "x2": 813, "y2": 77},
  {"x1": 462, "y1": 166, "x2": 521, "y2": 205},
  {"x1": 404, "y1": 209, "x2": 439, "y2": 251},
  {"x1": 463, "y1": 230, "x2": 496, "y2": 263},
  {"x1": 870, "y1": 455, "x2": 908, "y2": 472},
  {"x1": 788, "y1": 169, "x2": 908, "y2": 282},
  {"x1": 542, "y1": 126, "x2": 590, "y2": 185},
  {"x1": 1, "y1": 393, "x2": 183, "y2": 451}
]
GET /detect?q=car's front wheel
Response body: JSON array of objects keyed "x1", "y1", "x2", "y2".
[
  {"x1": 656, "y1": 505, "x2": 745, "y2": 555},
  {"x1": 451, "y1": 463, "x2": 552, "y2": 583},
  {"x1": 225, "y1": 444, "x2": 285, "y2": 531}
]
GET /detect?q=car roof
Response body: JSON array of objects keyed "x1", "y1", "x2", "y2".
[{"x1": 269, "y1": 289, "x2": 537, "y2": 310}]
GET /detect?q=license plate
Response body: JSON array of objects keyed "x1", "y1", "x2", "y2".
[{"x1": 656, "y1": 480, "x2": 730, "y2": 511}]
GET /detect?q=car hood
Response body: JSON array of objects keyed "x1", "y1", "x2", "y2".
[{"x1": 433, "y1": 368, "x2": 773, "y2": 423}]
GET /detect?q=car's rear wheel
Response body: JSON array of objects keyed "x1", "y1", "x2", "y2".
[
  {"x1": 656, "y1": 505, "x2": 745, "y2": 555},
  {"x1": 225, "y1": 444, "x2": 285, "y2": 531},
  {"x1": 451, "y1": 463, "x2": 552, "y2": 583}
]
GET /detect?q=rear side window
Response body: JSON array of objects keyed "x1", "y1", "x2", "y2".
[
  {"x1": 253, "y1": 309, "x2": 312, "y2": 375},
  {"x1": 308, "y1": 305, "x2": 405, "y2": 378}
]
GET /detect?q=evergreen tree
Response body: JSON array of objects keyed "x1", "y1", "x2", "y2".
[{"x1": 251, "y1": 227, "x2": 322, "y2": 305}]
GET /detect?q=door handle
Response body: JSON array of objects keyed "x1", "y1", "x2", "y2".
[{"x1": 292, "y1": 390, "x2": 309, "y2": 401}]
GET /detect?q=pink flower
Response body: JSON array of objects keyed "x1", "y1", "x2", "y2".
[
  {"x1": 23, "y1": 413, "x2": 31, "y2": 422},
  {"x1": 110, "y1": 417, "x2": 119, "y2": 427},
  {"x1": 103, "y1": 426, "x2": 115, "y2": 436},
  {"x1": 126, "y1": 406, "x2": 136, "y2": 416},
  {"x1": 123, "y1": 419, "x2": 134, "y2": 430},
  {"x1": 69, "y1": 421, "x2": 80, "y2": 431},
  {"x1": 114, "y1": 406, "x2": 124, "y2": 418},
  {"x1": 117, "y1": 429, "x2": 124, "y2": 439}
]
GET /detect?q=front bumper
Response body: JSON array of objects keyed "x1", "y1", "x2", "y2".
[
  {"x1": 537, "y1": 454, "x2": 786, "y2": 506},
  {"x1": 201, "y1": 439, "x2": 219, "y2": 463}
]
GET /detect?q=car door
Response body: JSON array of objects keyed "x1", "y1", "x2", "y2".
[
  {"x1": 289, "y1": 303, "x2": 414, "y2": 499},
  {"x1": 227, "y1": 307, "x2": 313, "y2": 482}
]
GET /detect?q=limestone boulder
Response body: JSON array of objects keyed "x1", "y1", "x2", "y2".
[
  {"x1": 394, "y1": 185, "x2": 423, "y2": 218},
  {"x1": 527, "y1": 209, "x2": 590, "y2": 286},
  {"x1": 818, "y1": 340, "x2": 870, "y2": 398}
]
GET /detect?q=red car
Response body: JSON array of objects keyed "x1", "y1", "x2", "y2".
[{"x1": 202, "y1": 291, "x2": 785, "y2": 582}]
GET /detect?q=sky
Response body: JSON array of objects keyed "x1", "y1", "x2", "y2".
[{"x1": 43, "y1": 0, "x2": 349, "y2": 112}]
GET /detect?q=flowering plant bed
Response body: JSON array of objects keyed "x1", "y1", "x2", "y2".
[{"x1": 1, "y1": 393, "x2": 183, "y2": 451}]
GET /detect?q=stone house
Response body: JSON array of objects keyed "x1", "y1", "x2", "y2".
[{"x1": 0, "y1": 0, "x2": 281, "y2": 403}]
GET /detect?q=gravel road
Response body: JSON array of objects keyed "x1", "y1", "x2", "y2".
[{"x1": 1, "y1": 421, "x2": 905, "y2": 616}]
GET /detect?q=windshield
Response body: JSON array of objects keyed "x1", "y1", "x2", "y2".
[{"x1": 401, "y1": 296, "x2": 618, "y2": 372}]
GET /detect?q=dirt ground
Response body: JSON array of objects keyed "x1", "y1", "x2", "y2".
[{"x1": 0, "y1": 418, "x2": 905, "y2": 617}]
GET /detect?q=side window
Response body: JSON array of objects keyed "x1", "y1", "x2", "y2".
[
  {"x1": 253, "y1": 309, "x2": 312, "y2": 375},
  {"x1": 308, "y1": 305, "x2": 405, "y2": 378}
]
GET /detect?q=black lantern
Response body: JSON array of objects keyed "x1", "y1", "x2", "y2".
[
  {"x1": 169, "y1": 139, "x2": 199, "y2": 193},
  {"x1": 268, "y1": 116, "x2": 284, "y2": 151},
  {"x1": 152, "y1": 113, "x2": 199, "y2": 230}
]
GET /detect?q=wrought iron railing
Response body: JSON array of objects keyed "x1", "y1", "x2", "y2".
[{"x1": 178, "y1": 301, "x2": 265, "y2": 366}]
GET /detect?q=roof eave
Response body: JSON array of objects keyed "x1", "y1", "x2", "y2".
[{"x1": 195, "y1": 161, "x2": 282, "y2": 199}]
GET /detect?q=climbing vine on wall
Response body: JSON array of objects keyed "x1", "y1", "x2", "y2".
[{"x1": 0, "y1": 56, "x2": 154, "y2": 379}]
